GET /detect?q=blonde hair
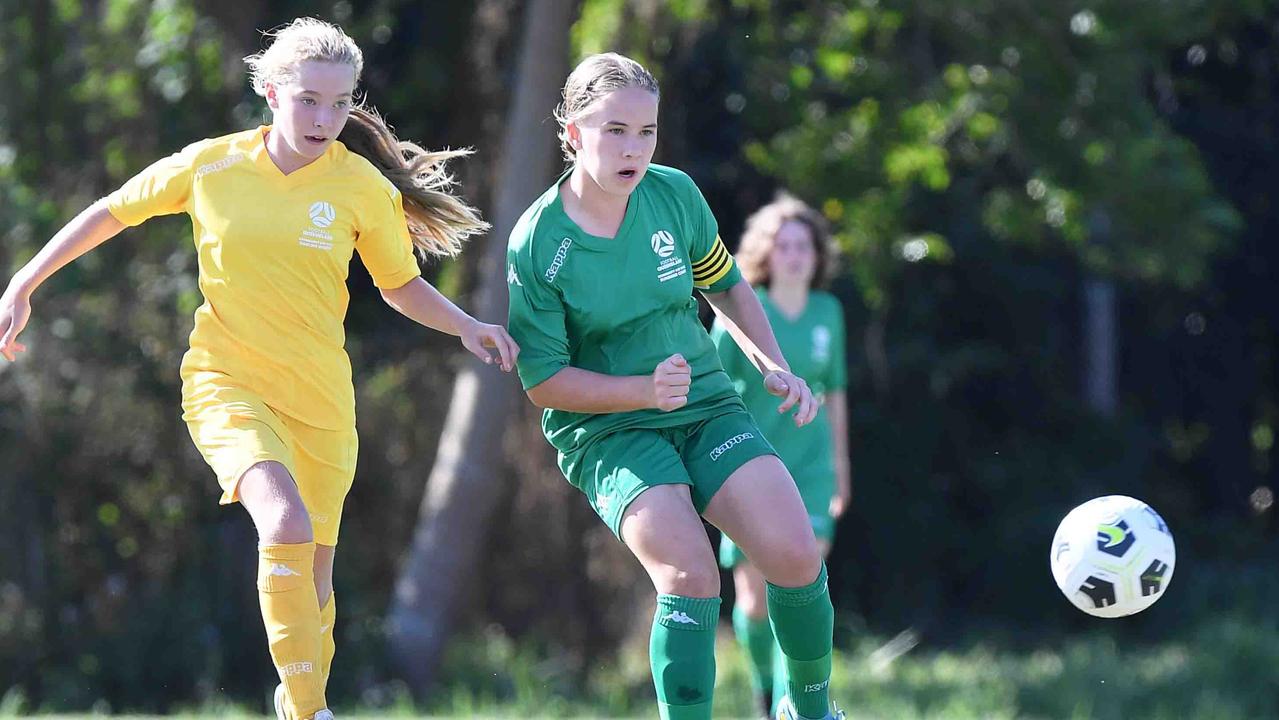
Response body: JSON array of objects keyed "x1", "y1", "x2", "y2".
[
  {"x1": 245, "y1": 18, "x2": 487, "y2": 258},
  {"x1": 245, "y1": 17, "x2": 364, "y2": 98},
  {"x1": 554, "y1": 53, "x2": 659, "y2": 162},
  {"x1": 736, "y1": 193, "x2": 835, "y2": 289}
]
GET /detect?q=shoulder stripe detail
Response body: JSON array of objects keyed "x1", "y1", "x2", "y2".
[{"x1": 692, "y1": 235, "x2": 734, "y2": 288}]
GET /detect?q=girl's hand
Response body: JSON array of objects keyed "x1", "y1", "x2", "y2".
[
  {"x1": 764, "y1": 370, "x2": 817, "y2": 427},
  {"x1": 651, "y1": 353, "x2": 691, "y2": 412},
  {"x1": 0, "y1": 289, "x2": 31, "y2": 362},
  {"x1": 460, "y1": 318, "x2": 519, "y2": 372}
]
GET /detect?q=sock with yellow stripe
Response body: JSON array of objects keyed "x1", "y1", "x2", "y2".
[
  {"x1": 258, "y1": 543, "x2": 326, "y2": 720},
  {"x1": 319, "y1": 593, "x2": 336, "y2": 690},
  {"x1": 650, "y1": 594, "x2": 719, "y2": 720},
  {"x1": 767, "y1": 564, "x2": 834, "y2": 719}
]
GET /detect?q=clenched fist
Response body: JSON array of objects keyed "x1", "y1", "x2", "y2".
[{"x1": 650, "y1": 353, "x2": 691, "y2": 412}]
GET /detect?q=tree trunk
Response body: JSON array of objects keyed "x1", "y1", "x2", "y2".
[
  {"x1": 387, "y1": 0, "x2": 576, "y2": 696},
  {"x1": 1083, "y1": 210, "x2": 1118, "y2": 418},
  {"x1": 1082, "y1": 276, "x2": 1118, "y2": 417}
]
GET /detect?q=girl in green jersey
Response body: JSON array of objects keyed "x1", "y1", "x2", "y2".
[
  {"x1": 712, "y1": 195, "x2": 851, "y2": 718},
  {"x1": 506, "y1": 54, "x2": 843, "y2": 720}
]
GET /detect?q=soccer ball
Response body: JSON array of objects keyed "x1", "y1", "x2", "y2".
[{"x1": 1050, "y1": 495, "x2": 1176, "y2": 618}]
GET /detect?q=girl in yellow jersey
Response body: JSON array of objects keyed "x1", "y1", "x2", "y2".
[{"x1": 0, "y1": 18, "x2": 517, "y2": 720}]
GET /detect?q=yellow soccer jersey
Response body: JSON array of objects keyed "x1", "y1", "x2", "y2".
[{"x1": 107, "y1": 126, "x2": 422, "y2": 430}]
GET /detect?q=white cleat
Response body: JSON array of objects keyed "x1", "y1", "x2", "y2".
[
  {"x1": 273, "y1": 684, "x2": 287, "y2": 720},
  {"x1": 273, "y1": 682, "x2": 334, "y2": 720},
  {"x1": 776, "y1": 695, "x2": 846, "y2": 720}
]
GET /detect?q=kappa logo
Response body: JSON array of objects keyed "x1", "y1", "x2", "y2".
[
  {"x1": 309, "y1": 201, "x2": 337, "y2": 228},
  {"x1": 507, "y1": 264, "x2": 523, "y2": 287},
  {"x1": 651, "y1": 230, "x2": 676, "y2": 258},
  {"x1": 279, "y1": 661, "x2": 315, "y2": 677},
  {"x1": 709, "y1": 432, "x2": 754, "y2": 461},
  {"x1": 661, "y1": 611, "x2": 700, "y2": 625},
  {"x1": 545, "y1": 237, "x2": 573, "y2": 282},
  {"x1": 194, "y1": 153, "x2": 245, "y2": 178},
  {"x1": 268, "y1": 564, "x2": 302, "y2": 577}
]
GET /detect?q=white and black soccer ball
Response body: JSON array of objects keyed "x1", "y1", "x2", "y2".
[{"x1": 1050, "y1": 495, "x2": 1176, "y2": 618}]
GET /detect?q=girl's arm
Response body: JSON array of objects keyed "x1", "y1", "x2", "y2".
[
  {"x1": 702, "y1": 281, "x2": 818, "y2": 426},
  {"x1": 1, "y1": 200, "x2": 127, "y2": 360},
  {"x1": 380, "y1": 276, "x2": 519, "y2": 371},
  {"x1": 526, "y1": 353, "x2": 689, "y2": 414},
  {"x1": 827, "y1": 389, "x2": 852, "y2": 517}
]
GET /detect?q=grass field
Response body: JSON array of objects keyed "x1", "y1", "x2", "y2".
[{"x1": 8, "y1": 615, "x2": 1277, "y2": 719}]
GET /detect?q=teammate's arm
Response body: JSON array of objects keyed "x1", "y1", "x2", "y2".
[
  {"x1": 525, "y1": 353, "x2": 689, "y2": 413},
  {"x1": 0, "y1": 200, "x2": 127, "y2": 361},
  {"x1": 379, "y1": 277, "x2": 519, "y2": 371},
  {"x1": 827, "y1": 389, "x2": 851, "y2": 516},
  {"x1": 702, "y1": 281, "x2": 818, "y2": 427}
]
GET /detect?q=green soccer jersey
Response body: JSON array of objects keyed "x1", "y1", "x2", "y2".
[
  {"x1": 507, "y1": 164, "x2": 746, "y2": 455},
  {"x1": 711, "y1": 288, "x2": 847, "y2": 495}
]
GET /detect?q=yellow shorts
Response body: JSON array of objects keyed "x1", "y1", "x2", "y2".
[{"x1": 181, "y1": 371, "x2": 358, "y2": 546}]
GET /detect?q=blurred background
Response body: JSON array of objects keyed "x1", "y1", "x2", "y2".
[{"x1": 0, "y1": 0, "x2": 1276, "y2": 717}]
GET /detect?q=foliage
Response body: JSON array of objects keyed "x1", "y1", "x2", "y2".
[{"x1": 0, "y1": 0, "x2": 1276, "y2": 712}]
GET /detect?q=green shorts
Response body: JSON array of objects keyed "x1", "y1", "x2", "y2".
[
  {"x1": 562, "y1": 408, "x2": 777, "y2": 539},
  {"x1": 719, "y1": 506, "x2": 836, "y2": 569}
]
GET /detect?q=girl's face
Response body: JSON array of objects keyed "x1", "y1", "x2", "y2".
[
  {"x1": 266, "y1": 60, "x2": 356, "y2": 163},
  {"x1": 768, "y1": 219, "x2": 818, "y2": 288},
  {"x1": 567, "y1": 86, "x2": 659, "y2": 198}
]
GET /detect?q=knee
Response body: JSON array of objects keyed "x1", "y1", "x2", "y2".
[
  {"x1": 240, "y1": 463, "x2": 313, "y2": 545},
  {"x1": 657, "y1": 562, "x2": 720, "y2": 598},
  {"x1": 260, "y1": 504, "x2": 313, "y2": 545},
  {"x1": 736, "y1": 585, "x2": 768, "y2": 619},
  {"x1": 761, "y1": 533, "x2": 822, "y2": 588}
]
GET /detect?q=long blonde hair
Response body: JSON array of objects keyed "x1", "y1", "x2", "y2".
[
  {"x1": 245, "y1": 18, "x2": 487, "y2": 258},
  {"x1": 736, "y1": 193, "x2": 835, "y2": 289},
  {"x1": 554, "y1": 53, "x2": 659, "y2": 163}
]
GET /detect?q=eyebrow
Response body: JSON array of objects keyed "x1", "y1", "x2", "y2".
[
  {"x1": 604, "y1": 120, "x2": 658, "y2": 129},
  {"x1": 299, "y1": 89, "x2": 354, "y2": 98}
]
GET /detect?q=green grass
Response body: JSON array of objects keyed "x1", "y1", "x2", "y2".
[{"x1": 7, "y1": 616, "x2": 1278, "y2": 719}]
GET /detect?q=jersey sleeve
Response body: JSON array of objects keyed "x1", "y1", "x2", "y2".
[
  {"x1": 684, "y1": 176, "x2": 742, "y2": 292},
  {"x1": 106, "y1": 140, "x2": 205, "y2": 226},
  {"x1": 710, "y1": 319, "x2": 751, "y2": 397},
  {"x1": 507, "y1": 232, "x2": 570, "y2": 391},
  {"x1": 354, "y1": 183, "x2": 422, "y2": 290},
  {"x1": 828, "y1": 297, "x2": 848, "y2": 391}
]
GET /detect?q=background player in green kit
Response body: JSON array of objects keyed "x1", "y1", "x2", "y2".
[
  {"x1": 506, "y1": 53, "x2": 845, "y2": 720},
  {"x1": 712, "y1": 195, "x2": 851, "y2": 718}
]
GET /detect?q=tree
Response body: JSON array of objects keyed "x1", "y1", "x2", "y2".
[{"x1": 387, "y1": 0, "x2": 577, "y2": 696}]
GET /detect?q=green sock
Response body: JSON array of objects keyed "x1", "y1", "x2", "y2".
[
  {"x1": 732, "y1": 603, "x2": 775, "y2": 699},
  {"x1": 771, "y1": 639, "x2": 786, "y2": 717},
  {"x1": 650, "y1": 594, "x2": 720, "y2": 720},
  {"x1": 767, "y1": 564, "x2": 834, "y2": 719}
]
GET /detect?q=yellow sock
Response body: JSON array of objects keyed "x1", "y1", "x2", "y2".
[
  {"x1": 258, "y1": 543, "x2": 325, "y2": 719},
  {"x1": 320, "y1": 593, "x2": 336, "y2": 689}
]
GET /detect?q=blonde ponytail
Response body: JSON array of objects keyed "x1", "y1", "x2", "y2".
[{"x1": 339, "y1": 108, "x2": 489, "y2": 258}]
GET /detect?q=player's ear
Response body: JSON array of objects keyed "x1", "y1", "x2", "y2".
[
  {"x1": 265, "y1": 83, "x2": 280, "y2": 110},
  {"x1": 565, "y1": 121, "x2": 582, "y2": 151}
]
